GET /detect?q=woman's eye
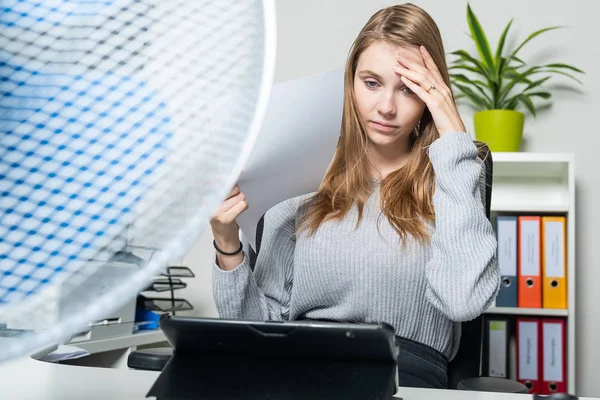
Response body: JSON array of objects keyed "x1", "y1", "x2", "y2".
[
  {"x1": 365, "y1": 80, "x2": 379, "y2": 89},
  {"x1": 402, "y1": 87, "x2": 414, "y2": 95}
]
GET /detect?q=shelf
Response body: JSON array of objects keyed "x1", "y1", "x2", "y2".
[
  {"x1": 491, "y1": 204, "x2": 569, "y2": 213},
  {"x1": 492, "y1": 152, "x2": 571, "y2": 181},
  {"x1": 490, "y1": 152, "x2": 572, "y2": 212},
  {"x1": 485, "y1": 307, "x2": 568, "y2": 317},
  {"x1": 68, "y1": 329, "x2": 166, "y2": 354}
]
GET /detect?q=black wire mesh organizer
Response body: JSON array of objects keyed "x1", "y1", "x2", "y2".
[{"x1": 139, "y1": 265, "x2": 195, "y2": 315}]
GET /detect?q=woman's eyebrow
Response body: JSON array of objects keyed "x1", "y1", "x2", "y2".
[{"x1": 358, "y1": 69, "x2": 384, "y2": 81}]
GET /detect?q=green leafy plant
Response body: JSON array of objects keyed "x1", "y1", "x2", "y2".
[{"x1": 449, "y1": 4, "x2": 584, "y2": 116}]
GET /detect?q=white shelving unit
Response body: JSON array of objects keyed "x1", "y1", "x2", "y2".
[{"x1": 482, "y1": 151, "x2": 575, "y2": 394}]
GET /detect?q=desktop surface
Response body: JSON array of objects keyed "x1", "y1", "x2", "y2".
[{"x1": 0, "y1": 355, "x2": 597, "y2": 400}]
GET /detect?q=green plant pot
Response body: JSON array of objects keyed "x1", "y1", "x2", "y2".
[{"x1": 473, "y1": 110, "x2": 524, "y2": 152}]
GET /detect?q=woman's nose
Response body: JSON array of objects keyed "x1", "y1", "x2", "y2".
[{"x1": 377, "y1": 93, "x2": 396, "y2": 115}]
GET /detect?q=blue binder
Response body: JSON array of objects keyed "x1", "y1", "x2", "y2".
[{"x1": 496, "y1": 216, "x2": 518, "y2": 307}]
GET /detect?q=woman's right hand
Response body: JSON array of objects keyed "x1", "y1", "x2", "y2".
[{"x1": 210, "y1": 184, "x2": 248, "y2": 270}]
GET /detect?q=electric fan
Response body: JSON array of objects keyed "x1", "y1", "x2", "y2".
[{"x1": 0, "y1": 0, "x2": 276, "y2": 362}]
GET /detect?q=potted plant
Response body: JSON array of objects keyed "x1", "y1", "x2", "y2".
[{"x1": 449, "y1": 4, "x2": 584, "y2": 152}]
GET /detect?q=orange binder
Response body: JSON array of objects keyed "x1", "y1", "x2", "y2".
[
  {"x1": 541, "y1": 217, "x2": 567, "y2": 309},
  {"x1": 518, "y1": 216, "x2": 542, "y2": 308}
]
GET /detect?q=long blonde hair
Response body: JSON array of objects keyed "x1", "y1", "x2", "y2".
[{"x1": 297, "y1": 3, "x2": 453, "y2": 243}]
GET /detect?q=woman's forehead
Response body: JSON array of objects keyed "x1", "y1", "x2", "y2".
[{"x1": 357, "y1": 41, "x2": 424, "y2": 69}]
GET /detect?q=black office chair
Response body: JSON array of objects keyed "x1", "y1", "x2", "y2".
[
  {"x1": 444, "y1": 142, "x2": 526, "y2": 392},
  {"x1": 248, "y1": 141, "x2": 526, "y2": 393}
]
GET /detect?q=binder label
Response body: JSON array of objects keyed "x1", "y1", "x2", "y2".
[
  {"x1": 543, "y1": 323, "x2": 564, "y2": 381},
  {"x1": 498, "y1": 217, "x2": 517, "y2": 276},
  {"x1": 521, "y1": 219, "x2": 541, "y2": 276},
  {"x1": 544, "y1": 221, "x2": 565, "y2": 278},
  {"x1": 489, "y1": 320, "x2": 507, "y2": 378},
  {"x1": 519, "y1": 321, "x2": 538, "y2": 380}
]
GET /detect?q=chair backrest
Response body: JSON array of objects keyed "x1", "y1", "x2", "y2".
[
  {"x1": 248, "y1": 141, "x2": 494, "y2": 388},
  {"x1": 446, "y1": 141, "x2": 493, "y2": 389}
]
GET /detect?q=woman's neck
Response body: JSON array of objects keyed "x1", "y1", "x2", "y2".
[{"x1": 368, "y1": 141, "x2": 412, "y2": 179}]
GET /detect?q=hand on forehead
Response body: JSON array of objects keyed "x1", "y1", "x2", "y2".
[{"x1": 394, "y1": 46, "x2": 425, "y2": 68}]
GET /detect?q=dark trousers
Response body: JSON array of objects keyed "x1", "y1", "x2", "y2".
[
  {"x1": 297, "y1": 318, "x2": 449, "y2": 390},
  {"x1": 395, "y1": 336, "x2": 449, "y2": 389}
]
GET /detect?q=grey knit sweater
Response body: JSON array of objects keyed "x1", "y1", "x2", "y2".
[{"x1": 212, "y1": 132, "x2": 500, "y2": 359}]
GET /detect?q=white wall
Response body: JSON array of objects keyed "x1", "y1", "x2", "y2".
[{"x1": 181, "y1": 0, "x2": 600, "y2": 396}]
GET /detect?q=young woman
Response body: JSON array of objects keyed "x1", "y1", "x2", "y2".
[{"x1": 209, "y1": 3, "x2": 500, "y2": 389}]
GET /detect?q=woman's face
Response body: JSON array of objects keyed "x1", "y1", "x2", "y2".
[{"x1": 353, "y1": 41, "x2": 426, "y2": 152}]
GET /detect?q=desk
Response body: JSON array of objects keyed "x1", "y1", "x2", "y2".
[
  {"x1": 69, "y1": 329, "x2": 166, "y2": 355},
  {"x1": 0, "y1": 356, "x2": 596, "y2": 400},
  {"x1": 61, "y1": 329, "x2": 168, "y2": 369}
]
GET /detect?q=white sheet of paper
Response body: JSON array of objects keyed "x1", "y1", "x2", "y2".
[{"x1": 236, "y1": 68, "x2": 344, "y2": 249}]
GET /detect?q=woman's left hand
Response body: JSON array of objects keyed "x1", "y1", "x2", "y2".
[{"x1": 393, "y1": 45, "x2": 466, "y2": 137}]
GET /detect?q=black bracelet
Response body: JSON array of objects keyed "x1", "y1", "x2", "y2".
[{"x1": 213, "y1": 240, "x2": 243, "y2": 256}]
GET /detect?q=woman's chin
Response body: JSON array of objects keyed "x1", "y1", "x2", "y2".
[{"x1": 368, "y1": 131, "x2": 403, "y2": 147}]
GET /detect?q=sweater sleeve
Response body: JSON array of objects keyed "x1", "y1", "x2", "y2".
[
  {"x1": 212, "y1": 197, "x2": 298, "y2": 321},
  {"x1": 425, "y1": 131, "x2": 500, "y2": 322}
]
